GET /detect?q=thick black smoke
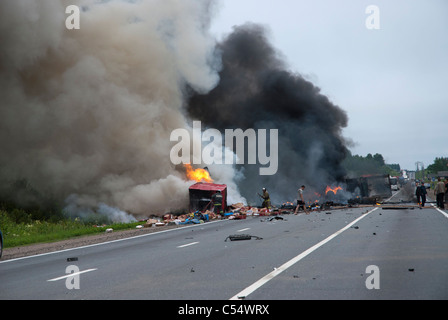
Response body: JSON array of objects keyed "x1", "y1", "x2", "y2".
[{"x1": 187, "y1": 23, "x2": 349, "y2": 204}]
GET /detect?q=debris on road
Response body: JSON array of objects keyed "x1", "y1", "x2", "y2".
[
  {"x1": 381, "y1": 205, "x2": 416, "y2": 210},
  {"x1": 225, "y1": 234, "x2": 263, "y2": 242},
  {"x1": 262, "y1": 216, "x2": 287, "y2": 222},
  {"x1": 139, "y1": 194, "x2": 398, "y2": 231}
]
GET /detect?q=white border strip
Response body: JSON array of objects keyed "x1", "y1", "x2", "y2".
[
  {"x1": 426, "y1": 194, "x2": 448, "y2": 219},
  {"x1": 229, "y1": 207, "x2": 379, "y2": 300},
  {"x1": 431, "y1": 204, "x2": 448, "y2": 218}
]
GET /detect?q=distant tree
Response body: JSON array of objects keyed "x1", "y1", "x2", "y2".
[
  {"x1": 342, "y1": 152, "x2": 392, "y2": 177},
  {"x1": 426, "y1": 157, "x2": 448, "y2": 174},
  {"x1": 373, "y1": 153, "x2": 385, "y2": 166},
  {"x1": 386, "y1": 163, "x2": 401, "y2": 172}
]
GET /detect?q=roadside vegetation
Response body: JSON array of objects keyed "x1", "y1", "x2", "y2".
[{"x1": 0, "y1": 208, "x2": 142, "y2": 249}]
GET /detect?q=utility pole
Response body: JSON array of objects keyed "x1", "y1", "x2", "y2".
[{"x1": 415, "y1": 161, "x2": 425, "y2": 181}]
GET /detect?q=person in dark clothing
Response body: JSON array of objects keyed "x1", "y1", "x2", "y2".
[
  {"x1": 434, "y1": 178, "x2": 446, "y2": 209},
  {"x1": 415, "y1": 182, "x2": 421, "y2": 206},
  {"x1": 445, "y1": 178, "x2": 448, "y2": 208},
  {"x1": 212, "y1": 190, "x2": 223, "y2": 215},
  {"x1": 416, "y1": 182, "x2": 427, "y2": 208}
]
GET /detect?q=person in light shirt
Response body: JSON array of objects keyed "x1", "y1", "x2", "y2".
[{"x1": 294, "y1": 185, "x2": 309, "y2": 215}]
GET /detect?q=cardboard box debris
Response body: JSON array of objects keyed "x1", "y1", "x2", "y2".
[{"x1": 143, "y1": 202, "x2": 283, "y2": 228}]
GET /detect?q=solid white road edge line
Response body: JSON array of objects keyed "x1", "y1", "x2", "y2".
[
  {"x1": 431, "y1": 204, "x2": 448, "y2": 218},
  {"x1": 47, "y1": 268, "x2": 98, "y2": 282},
  {"x1": 229, "y1": 207, "x2": 379, "y2": 300}
]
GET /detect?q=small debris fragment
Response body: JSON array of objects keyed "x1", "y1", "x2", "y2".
[
  {"x1": 408, "y1": 268, "x2": 415, "y2": 272},
  {"x1": 67, "y1": 257, "x2": 78, "y2": 262},
  {"x1": 263, "y1": 216, "x2": 286, "y2": 222},
  {"x1": 225, "y1": 234, "x2": 263, "y2": 241},
  {"x1": 105, "y1": 228, "x2": 113, "y2": 233}
]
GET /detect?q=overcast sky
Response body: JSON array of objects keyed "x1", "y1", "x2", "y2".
[{"x1": 209, "y1": 0, "x2": 448, "y2": 171}]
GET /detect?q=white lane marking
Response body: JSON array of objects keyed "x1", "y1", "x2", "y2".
[
  {"x1": 237, "y1": 228, "x2": 251, "y2": 232},
  {"x1": 47, "y1": 268, "x2": 98, "y2": 282},
  {"x1": 229, "y1": 207, "x2": 379, "y2": 300},
  {"x1": 431, "y1": 204, "x2": 448, "y2": 219},
  {"x1": 177, "y1": 241, "x2": 199, "y2": 248}
]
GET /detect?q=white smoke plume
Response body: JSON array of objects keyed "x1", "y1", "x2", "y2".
[{"x1": 0, "y1": 0, "x2": 245, "y2": 220}]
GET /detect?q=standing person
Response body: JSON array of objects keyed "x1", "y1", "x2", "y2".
[
  {"x1": 434, "y1": 177, "x2": 446, "y2": 209},
  {"x1": 212, "y1": 190, "x2": 223, "y2": 215},
  {"x1": 419, "y1": 182, "x2": 427, "y2": 207},
  {"x1": 294, "y1": 185, "x2": 308, "y2": 215},
  {"x1": 445, "y1": 178, "x2": 448, "y2": 208},
  {"x1": 258, "y1": 188, "x2": 271, "y2": 209},
  {"x1": 415, "y1": 182, "x2": 422, "y2": 207}
]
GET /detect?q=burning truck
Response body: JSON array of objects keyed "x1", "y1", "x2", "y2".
[
  {"x1": 316, "y1": 174, "x2": 392, "y2": 208},
  {"x1": 183, "y1": 164, "x2": 228, "y2": 213},
  {"x1": 189, "y1": 182, "x2": 227, "y2": 213},
  {"x1": 345, "y1": 174, "x2": 392, "y2": 204},
  {"x1": 280, "y1": 174, "x2": 393, "y2": 212}
]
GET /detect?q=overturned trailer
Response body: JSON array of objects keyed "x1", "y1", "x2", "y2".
[
  {"x1": 345, "y1": 174, "x2": 392, "y2": 204},
  {"x1": 189, "y1": 182, "x2": 227, "y2": 213}
]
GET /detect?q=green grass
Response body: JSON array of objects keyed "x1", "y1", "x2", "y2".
[{"x1": 0, "y1": 210, "x2": 143, "y2": 249}]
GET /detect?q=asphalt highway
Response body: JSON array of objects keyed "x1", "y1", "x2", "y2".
[{"x1": 1, "y1": 191, "x2": 447, "y2": 300}]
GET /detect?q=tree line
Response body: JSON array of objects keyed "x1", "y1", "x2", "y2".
[
  {"x1": 342, "y1": 152, "x2": 400, "y2": 177},
  {"x1": 343, "y1": 153, "x2": 447, "y2": 178}
]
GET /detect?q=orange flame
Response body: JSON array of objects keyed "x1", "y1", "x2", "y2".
[
  {"x1": 184, "y1": 164, "x2": 214, "y2": 183},
  {"x1": 325, "y1": 186, "x2": 343, "y2": 195}
]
